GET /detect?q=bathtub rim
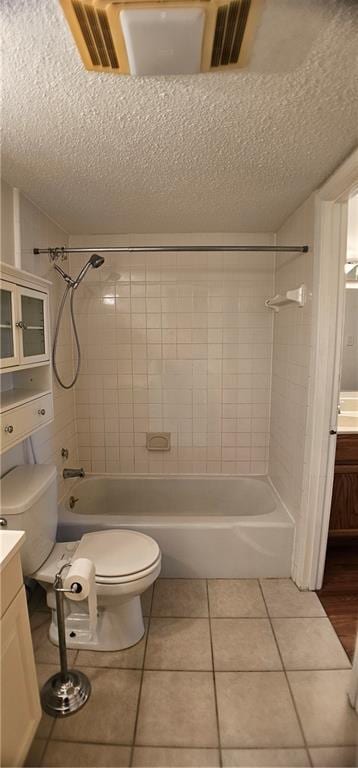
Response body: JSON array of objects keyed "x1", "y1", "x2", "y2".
[{"x1": 59, "y1": 472, "x2": 295, "y2": 529}]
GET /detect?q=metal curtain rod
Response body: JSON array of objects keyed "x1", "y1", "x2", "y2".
[{"x1": 33, "y1": 245, "x2": 309, "y2": 256}]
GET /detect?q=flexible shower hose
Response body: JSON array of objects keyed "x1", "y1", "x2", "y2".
[{"x1": 52, "y1": 284, "x2": 81, "y2": 389}]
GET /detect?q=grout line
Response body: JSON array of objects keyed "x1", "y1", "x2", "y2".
[
  {"x1": 38, "y1": 735, "x2": 358, "y2": 753},
  {"x1": 40, "y1": 716, "x2": 56, "y2": 767},
  {"x1": 206, "y1": 579, "x2": 223, "y2": 768},
  {"x1": 35, "y1": 661, "x2": 353, "y2": 674},
  {"x1": 129, "y1": 588, "x2": 155, "y2": 767},
  {"x1": 257, "y1": 581, "x2": 313, "y2": 768}
]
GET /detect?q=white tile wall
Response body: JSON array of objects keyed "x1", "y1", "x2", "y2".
[
  {"x1": 268, "y1": 196, "x2": 315, "y2": 520},
  {"x1": 1, "y1": 188, "x2": 78, "y2": 501},
  {"x1": 69, "y1": 236, "x2": 275, "y2": 475}
]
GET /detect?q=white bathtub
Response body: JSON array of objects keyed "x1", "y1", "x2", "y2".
[{"x1": 58, "y1": 475, "x2": 294, "y2": 578}]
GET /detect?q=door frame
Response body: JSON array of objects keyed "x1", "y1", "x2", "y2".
[{"x1": 292, "y1": 147, "x2": 358, "y2": 590}]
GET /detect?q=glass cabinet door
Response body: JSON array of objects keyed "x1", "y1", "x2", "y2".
[
  {"x1": 0, "y1": 281, "x2": 19, "y2": 368},
  {"x1": 18, "y1": 287, "x2": 49, "y2": 364}
]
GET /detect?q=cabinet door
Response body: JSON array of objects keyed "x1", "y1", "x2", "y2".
[
  {"x1": 0, "y1": 280, "x2": 20, "y2": 368},
  {"x1": 0, "y1": 586, "x2": 41, "y2": 767},
  {"x1": 17, "y1": 287, "x2": 49, "y2": 364}
]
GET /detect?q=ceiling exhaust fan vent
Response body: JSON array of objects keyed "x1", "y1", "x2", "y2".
[
  {"x1": 211, "y1": 0, "x2": 251, "y2": 67},
  {"x1": 61, "y1": 0, "x2": 263, "y2": 75},
  {"x1": 72, "y1": 1, "x2": 119, "y2": 68}
]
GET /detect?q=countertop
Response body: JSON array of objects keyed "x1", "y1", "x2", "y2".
[{"x1": 0, "y1": 530, "x2": 25, "y2": 573}]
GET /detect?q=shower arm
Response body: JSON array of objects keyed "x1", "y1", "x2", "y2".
[{"x1": 34, "y1": 244, "x2": 309, "y2": 258}]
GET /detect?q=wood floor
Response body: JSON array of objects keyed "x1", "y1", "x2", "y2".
[{"x1": 317, "y1": 536, "x2": 358, "y2": 661}]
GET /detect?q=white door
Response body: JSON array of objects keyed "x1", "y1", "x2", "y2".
[
  {"x1": 0, "y1": 280, "x2": 20, "y2": 369},
  {"x1": 17, "y1": 286, "x2": 50, "y2": 365}
]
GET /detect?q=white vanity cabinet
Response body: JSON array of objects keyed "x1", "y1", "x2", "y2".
[
  {"x1": 0, "y1": 263, "x2": 53, "y2": 454},
  {"x1": 0, "y1": 531, "x2": 41, "y2": 767}
]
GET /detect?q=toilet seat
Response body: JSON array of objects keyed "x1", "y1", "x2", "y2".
[{"x1": 72, "y1": 529, "x2": 161, "y2": 584}]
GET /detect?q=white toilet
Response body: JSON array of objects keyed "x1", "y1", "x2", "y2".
[{"x1": 1, "y1": 464, "x2": 161, "y2": 651}]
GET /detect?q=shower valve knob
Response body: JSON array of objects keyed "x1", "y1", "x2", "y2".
[{"x1": 38, "y1": 408, "x2": 46, "y2": 415}]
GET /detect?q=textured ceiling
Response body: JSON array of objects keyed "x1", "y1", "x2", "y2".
[{"x1": 1, "y1": 0, "x2": 358, "y2": 234}]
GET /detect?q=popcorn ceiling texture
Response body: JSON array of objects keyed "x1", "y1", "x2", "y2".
[{"x1": 1, "y1": 0, "x2": 358, "y2": 235}]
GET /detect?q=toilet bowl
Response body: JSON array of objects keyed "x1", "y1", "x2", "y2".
[
  {"x1": 36, "y1": 530, "x2": 161, "y2": 651},
  {"x1": 0, "y1": 465, "x2": 161, "y2": 651}
]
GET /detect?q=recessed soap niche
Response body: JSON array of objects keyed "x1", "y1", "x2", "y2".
[{"x1": 146, "y1": 432, "x2": 171, "y2": 451}]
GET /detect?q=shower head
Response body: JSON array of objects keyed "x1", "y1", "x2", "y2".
[
  {"x1": 89, "y1": 254, "x2": 105, "y2": 269},
  {"x1": 74, "y1": 253, "x2": 105, "y2": 288}
]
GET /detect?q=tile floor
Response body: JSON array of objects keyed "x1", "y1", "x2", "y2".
[{"x1": 26, "y1": 579, "x2": 357, "y2": 768}]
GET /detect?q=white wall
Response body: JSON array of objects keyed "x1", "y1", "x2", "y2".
[
  {"x1": 341, "y1": 288, "x2": 358, "y2": 391},
  {"x1": 268, "y1": 195, "x2": 315, "y2": 522},
  {"x1": 69, "y1": 233, "x2": 274, "y2": 475},
  {"x1": 0, "y1": 184, "x2": 78, "y2": 500},
  {"x1": 1, "y1": 179, "x2": 15, "y2": 265}
]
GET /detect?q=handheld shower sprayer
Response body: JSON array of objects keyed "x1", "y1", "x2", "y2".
[
  {"x1": 53, "y1": 253, "x2": 105, "y2": 289},
  {"x1": 73, "y1": 254, "x2": 105, "y2": 288},
  {"x1": 52, "y1": 253, "x2": 105, "y2": 388}
]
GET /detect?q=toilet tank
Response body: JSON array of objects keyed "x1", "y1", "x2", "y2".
[{"x1": 1, "y1": 465, "x2": 58, "y2": 576}]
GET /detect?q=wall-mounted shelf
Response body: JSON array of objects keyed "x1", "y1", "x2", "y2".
[
  {"x1": 0, "y1": 261, "x2": 53, "y2": 454},
  {"x1": 265, "y1": 284, "x2": 307, "y2": 312}
]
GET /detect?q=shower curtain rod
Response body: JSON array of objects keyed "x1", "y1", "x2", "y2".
[{"x1": 34, "y1": 245, "x2": 309, "y2": 255}]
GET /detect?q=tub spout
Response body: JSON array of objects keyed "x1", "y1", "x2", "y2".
[{"x1": 63, "y1": 467, "x2": 85, "y2": 479}]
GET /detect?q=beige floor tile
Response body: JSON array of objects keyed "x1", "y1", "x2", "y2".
[
  {"x1": 32, "y1": 615, "x2": 77, "y2": 665},
  {"x1": 260, "y1": 579, "x2": 326, "y2": 618},
  {"x1": 222, "y1": 748, "x2": 311, "y2": 766},
  {"x1": 43, "y1": 741, "x2": 131, "y2": 766},
  {"x1": 145, "y1": 618, "x2": 212, "y2": 670},
  {"x1": 216, "y1": 671, "x2": 304, "y2": 748},
  {"x1": 152, "y1": 579, "x2": 208, "y2": 617},
  {"x1": 136, "y1": 670, "x2": 219, "y2": 747},
  {"x1": 35, "y1": 664, "x2": 58, "y2": 739},
  {"x1": 52, "y1": 668, "x2": 141, "y2": 744},
  {"x1": 288, "y1": 670, "x2": 357, "y2": 746},
  {"x1": 208, "y1": 580, "x2": 266, "y2": 618},
  {"x1": 309, "y1": 747, "x2": 358, "y2": 767},
  {"x1": 75, "y1": 622, "x2": 147, "y2": 669},
  {"x1": 24, "y1": 738, "x2": 47, "y2": 767},
  {"x1": 211, "y1": 619, "x2": 282, "y2": 671},
  {"x1": 272, "y1": 618, "x2": 351, "y2": 670},
  {"x1": 132, "y1": 747, "x2": 220, "y2": 766},
  {"x1": 141, "y1": 586, "x2": 153, "y2": 616}
]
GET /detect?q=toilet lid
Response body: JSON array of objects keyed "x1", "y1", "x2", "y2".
[{"x1": 75, "y1": 530, "x2": 160, "y2": 579}]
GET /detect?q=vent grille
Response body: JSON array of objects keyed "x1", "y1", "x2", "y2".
[
  {"x1": 211, "y1": 0, "x2": 251, "y2": 67},
  {"x1": 72, "y1": 1, "x2": 119, "y2": 69}
]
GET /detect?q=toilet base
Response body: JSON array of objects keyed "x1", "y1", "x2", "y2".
[{"x1": 49, "y1": 595, "x2": 145, "y2": 652}]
